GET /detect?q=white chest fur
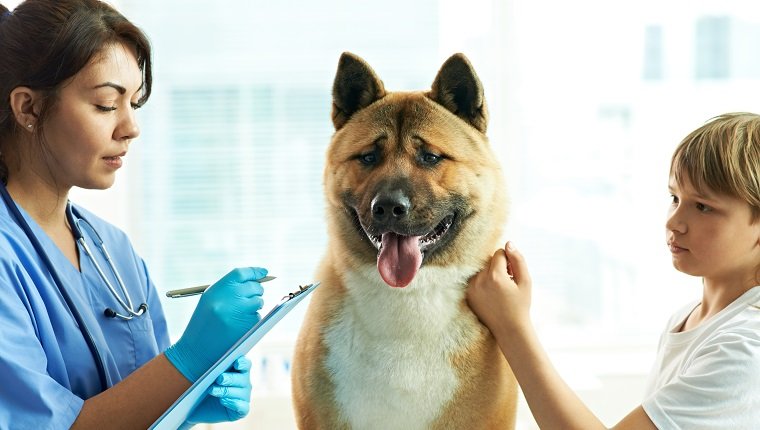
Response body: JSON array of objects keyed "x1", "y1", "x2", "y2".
[{"x1": 324, "y1": 264, "x2": 481, "y2": 429}]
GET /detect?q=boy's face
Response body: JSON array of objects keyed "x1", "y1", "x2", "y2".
[{"x1": 666, "y1": 173, "x2": 760, "y2": 287}]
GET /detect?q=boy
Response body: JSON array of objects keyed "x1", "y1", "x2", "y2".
[{"x1": 467, "y1": 112, "x2": 760, "y2": 429}]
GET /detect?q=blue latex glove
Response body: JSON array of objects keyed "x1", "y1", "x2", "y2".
[
  {"x1": 165, "y1": 267, "x2": 266, "y2": 382},
  {"x1": 180, "y1": 356, "x2": 253, "y2": 429}
]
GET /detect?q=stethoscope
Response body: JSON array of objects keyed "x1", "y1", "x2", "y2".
[
  {"x1": 68, "y1": 208, "x2": 148, "y2": 320},
  {"x1": 0, "y1": 183, "x2": 148, "y2": 391}
]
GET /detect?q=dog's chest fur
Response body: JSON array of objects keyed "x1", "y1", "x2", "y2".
[{"x1": 323, "y1": 264, "x2": 481, "y2": 429}]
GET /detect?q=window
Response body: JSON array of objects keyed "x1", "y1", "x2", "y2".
[
  {"x1": 643, "y1": 25, "x2": 664, "y2": 80},
  {"x1": 695, "y1": 16, "x2": 731, "y2": 79}
]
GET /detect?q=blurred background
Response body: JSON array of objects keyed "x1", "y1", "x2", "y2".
[{"x1": 9, "y1": 0, "x2": 760, "y2": 428}]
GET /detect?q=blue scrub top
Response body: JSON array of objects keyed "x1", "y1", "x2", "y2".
[{"x1": 0, "y1": 200, "x2": 170, "y2": 429}]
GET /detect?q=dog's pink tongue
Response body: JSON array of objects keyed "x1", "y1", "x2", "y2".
[{"x1": 377, "y1": 232, "x2": 422, "y2": 288}]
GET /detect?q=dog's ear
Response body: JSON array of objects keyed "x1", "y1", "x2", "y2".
[
  {"x1": 332, "y1": 52, "x2": 386, "y2": 130},
  {"x1": 428, "y1": 53, "x2": 488, "y2": 133}
]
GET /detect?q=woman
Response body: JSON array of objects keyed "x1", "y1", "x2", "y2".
[{"x1": 0, "y1": 1, "x2": 266, "y2": 428}]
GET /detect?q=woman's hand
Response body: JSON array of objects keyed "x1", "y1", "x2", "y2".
[
  {"x1": 183, "y1": 356, "x2": 253, "y2": 427},
  {"x1": 467, "y1": 241, "x2": 533, "y2": 339},
  {"x1": 165, "y1": 267, "x2": 267, "y2": 382}
]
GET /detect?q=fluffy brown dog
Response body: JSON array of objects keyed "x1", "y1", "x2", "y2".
[{"x1": 291, "y1": 52, "x2": 516, "y2": 429}]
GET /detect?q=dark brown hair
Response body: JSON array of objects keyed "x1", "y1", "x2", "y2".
[{"x1": 0, "y1": 0, "x2": 152, "y2": 180}]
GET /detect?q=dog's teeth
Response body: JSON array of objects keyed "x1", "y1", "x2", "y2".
[
  {"x1": 418, "y1": 216, "x2": 454, "y2": 250},
  {"x1": 368, "y1": 233, "x2": 382, "y2": 249}
]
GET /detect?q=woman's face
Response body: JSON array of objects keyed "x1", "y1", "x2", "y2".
[{"x1": 39, "y1": 41, "x2": 143, "y2": 190}]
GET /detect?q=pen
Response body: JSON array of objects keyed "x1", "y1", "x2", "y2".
[{"x1": 165, "y1": 275, "x2": 277, "y2": 298}]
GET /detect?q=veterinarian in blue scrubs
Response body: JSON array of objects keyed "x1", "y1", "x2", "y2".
[{"x1": 0, "y1": 1, "x2": 266, "y2": 428}]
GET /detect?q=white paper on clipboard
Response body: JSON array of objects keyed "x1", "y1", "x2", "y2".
[{"x1": 149, "y1": 282, "x2": 319, "y2": 430}]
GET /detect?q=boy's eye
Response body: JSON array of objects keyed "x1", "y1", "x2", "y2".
[
  {"x1": 696, "y1": 202, "x2": 712, "y2": 212},
  {"x1": 670, "y1": 194, "x2": 679, "y2": 204},
  {"x1": 95, "y1": 105, "x2": 117, "y2": 112}
]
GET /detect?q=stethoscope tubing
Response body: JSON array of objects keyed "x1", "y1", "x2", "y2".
[
  {"x1": 71, "y1": 211, "x2": 146, "y2": 319},
  {"x1": 0, "y1": 183, "x2": 112, "y2": 391}
]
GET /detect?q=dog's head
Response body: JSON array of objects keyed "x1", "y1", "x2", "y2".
[{"x1": 324, "y1": 52, "x2": 507, "y2": 289}]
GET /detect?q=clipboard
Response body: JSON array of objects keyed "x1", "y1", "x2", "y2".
[{"x1": 149, "y1": 282, "x2": 320, "y2": 429}]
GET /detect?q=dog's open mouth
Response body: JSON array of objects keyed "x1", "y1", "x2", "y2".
[{"x1": 360, "y1": 214, "x2": 455, "y2": 288}]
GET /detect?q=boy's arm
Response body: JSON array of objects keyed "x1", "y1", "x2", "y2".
[{"x1": 467, "y1": 242, "x2": 657, "y2": 430}]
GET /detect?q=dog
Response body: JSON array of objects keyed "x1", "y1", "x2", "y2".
[{"x1": 291, "y1": 52, "x2": 517, "y2": 429}]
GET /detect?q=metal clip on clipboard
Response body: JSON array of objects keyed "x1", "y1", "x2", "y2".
[
  {"x1": 281, "y1": 284, "x2": 313, "y2": 301},
  {"x1": 150, "y1": 281, "x2": 320, "y2": 430}
]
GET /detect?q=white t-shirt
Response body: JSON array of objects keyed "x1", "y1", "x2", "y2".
[{"x1": 642, "y1": 286, "x2": 760, "y2": 430}]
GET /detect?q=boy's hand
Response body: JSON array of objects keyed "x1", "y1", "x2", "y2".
[{"x1": 467, "y1": 241, "x2": 533, "y2": 338}]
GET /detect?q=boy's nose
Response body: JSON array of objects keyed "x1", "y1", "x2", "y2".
[{"x1": 665, "y1": 208, "x2": 687, "y2": 234}]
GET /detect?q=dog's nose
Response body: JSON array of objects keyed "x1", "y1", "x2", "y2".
[{"x1": 371, "y1": 190, "x2": 411, "y2": 223}]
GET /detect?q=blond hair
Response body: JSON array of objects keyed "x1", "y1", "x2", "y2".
[{"x1": 671, "y1": 112, "x2": 760, "y2": 222}]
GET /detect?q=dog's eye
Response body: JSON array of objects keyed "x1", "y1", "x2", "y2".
[
  {"x1": 359, "y1": 152, "x2": 378, "y2": 166},
  {"x1": 420, "y1": 152, "x2": 442, "y2": 166}
]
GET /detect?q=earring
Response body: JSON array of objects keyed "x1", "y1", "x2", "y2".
[{"x1": 26, "y1": 124, "x2": 33, "y2": 129}]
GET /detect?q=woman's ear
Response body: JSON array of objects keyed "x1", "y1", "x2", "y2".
[{"x1": 9, "y1": 87, "x2": 40, "y2": 131}]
